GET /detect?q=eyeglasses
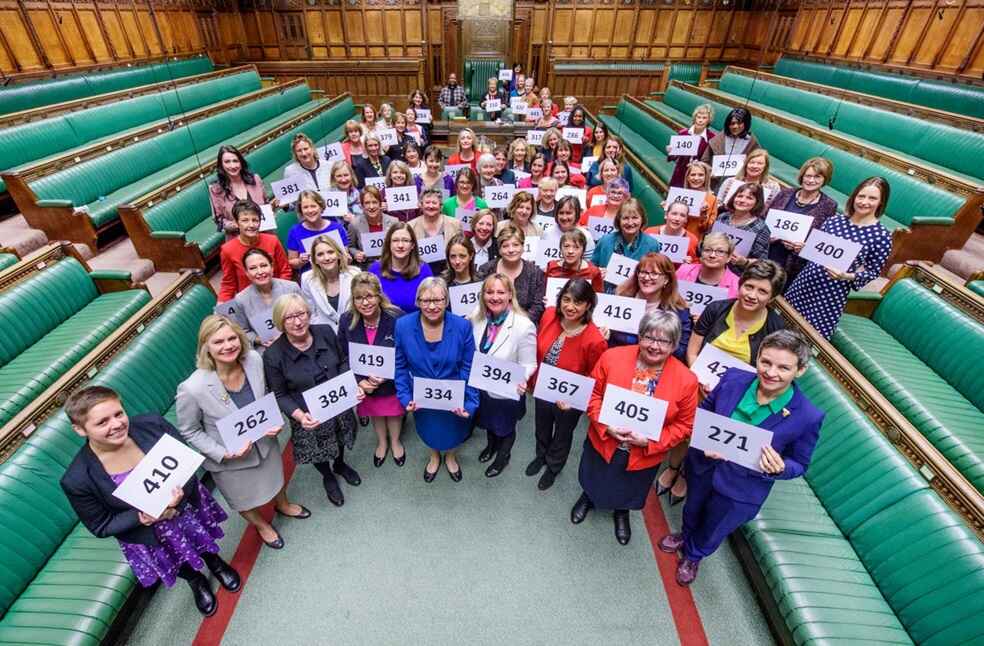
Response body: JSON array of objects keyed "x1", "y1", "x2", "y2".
[
  {"x1": 638, "y1": 271, "x2": 666, "y2": 280},
  {"x1": 419, "y1": 297, "x2": 447, "y2": 306},
  {"x1": 284, "y1": 311, "x2": 309, "y2": 323},
  {"x1": 354, "y1": 295, "x2": 379, "y2": 304},
  {"x1": 640, "y1": 335, "x2": 674, "y2": 349},
  {"x1": 702, "y1": 248, "x2": 729, "y2": 257}
]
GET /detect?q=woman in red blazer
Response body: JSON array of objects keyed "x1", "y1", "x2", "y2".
[
  {"x1": 571, "y1": 309, "x2": 698, "y2": 545},
  {"x1": 527, "y1": 279, "x2": 608, "y2": 491}
]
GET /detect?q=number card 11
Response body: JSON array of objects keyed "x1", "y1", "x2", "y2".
[
  {"x1": 690, "y1": 408, "x2": 774, "y2": 472},
  {"x1": 112, "y1": 434, "x2": 205, "y2": 518},
  {"x1": 215, "y1": 392, "x2": 283, "y2": 453},
  {"x1": 469, "y1": 352, "x2": 525, "y2": 400},
  {"x1": 598, "y1": 385, "x2": 668, "y2": 441},
  {"x1": 302, "y1": 370, "x2": 360, "y2": 423},
  {"x1": 532, "y1": 363, "x2": 594, "y2": 411}
]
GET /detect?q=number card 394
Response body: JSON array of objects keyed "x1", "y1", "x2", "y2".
[
  {"x1": 689, "y1": 408, "x2": 774, "y2": 472},
  {"x1": 112, "y1": 434, "x2": 205, "y2": 518},
  {"x1": 215, "y1": 392, "x2": 283, "y2": 453},
  {"x1": 598, "y1": 385, "x2": 668, "y2": 441},
  {"x1": 468, "y1": 352, "x2": 525, "y2": 400}
]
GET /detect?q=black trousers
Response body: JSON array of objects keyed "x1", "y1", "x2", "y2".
[
  {"x1": 486, "y1": 430, "x2": 516, "y2": 465},
  {"x1": 534, "y1": 399, "x2": 583, "y2": 474}
]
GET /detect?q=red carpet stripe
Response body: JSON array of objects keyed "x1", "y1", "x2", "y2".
[{"x1": 643, "y1": 489, "x2": 710, "y2": 646}]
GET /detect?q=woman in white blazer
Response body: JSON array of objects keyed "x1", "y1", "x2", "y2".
[
  {"x1": 470, "y1": 273, "x2": 538, "y2": 477},
  {"x1": 300, "y1": 234, "x2": 361, "y2": 331},
  {"x1": 176, "y1": 315, "x2": 309, "y2": 550}
]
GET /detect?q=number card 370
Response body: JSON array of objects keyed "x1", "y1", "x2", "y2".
[
  {"x1": 598, "y1": 385, "x2": 668, "y2": 441},
  {"x1": 689, "y1": 408, "x2": 774, "y2": 472},
  {"x1": 215, "y1": 392, "x2": 283, "y2": 453},
  {"x1": 112, "y1": 434, "x2": 205, "y2": 518}
]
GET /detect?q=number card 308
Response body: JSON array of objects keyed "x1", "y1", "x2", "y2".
[{"x1": 112, "y1": 434, "x2": 205, "y2": 518}]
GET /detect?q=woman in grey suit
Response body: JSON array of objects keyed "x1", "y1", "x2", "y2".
[
  {"x1": 228, "y1": 248, "x2": 304, "y2": 350},
  {"x1": 176, "y1": 315, "x2": 310, "y2": 550}
]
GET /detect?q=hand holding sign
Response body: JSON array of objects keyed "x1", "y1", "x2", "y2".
[
  {"x1": 767, "y1": 209, "x2": 814, "y2": 245},
  {"x1": 413, "y1": 377, "x2": 466, "y2": 411},
  {"x1": 690, "y1": 344, "x2": 754, "y2": 390},
  {"x1": 215, "y1": 392, "x2": 283, "y2": 453},
  {"x1": 598, "y1": 385, "x2": 668, "y2": 442},
  {"x1": 112, "y1": 434, "x2": 205, "y2": 518},
  {"x1": 271, "y1": 178, "x2": 304, "y2": 205},
  {"x1": 690, "y1": 408, "x2": 774, "y2": 472},
  {"x1": 258, "y1": 204, "x2": 278, "y2": 232},
  {"x1": 563, "y1": 127, "x2": 585, "y2": 144},
  {"x1": 798, "y1": 229, "x2": 863, "y2": 275},
  {"x1": 650, "y1": 235, "x2": 688, "y2": 263},
  {"x1": 302, "y1": 371, "x2": 360, "y2": 423},
  {"x1": 320, "y1": 190, "x2": 347, "y2": 218},
  {"x1": 533, "y1": 364, "x2": 594, "y2": 411}
]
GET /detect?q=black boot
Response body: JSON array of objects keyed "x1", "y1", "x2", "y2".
[
  {"x1": 185, "y1": 571, "x2": 217, "y2": 616},
  {"x1": 203, "y1": 553, "x2": 241, "y2": 592},
  {"x1": 570, "y1": 492, "x2": 594, "y2": 524},
  {"x1": 613, "y1": 510, "x2": 631, "y2": 545},
  {"x1": 479, "y1": 431, "x2": 498, "y2": 463},
  {"x1": 332, "y1": 446, "x2": 362, "y2": 486}
]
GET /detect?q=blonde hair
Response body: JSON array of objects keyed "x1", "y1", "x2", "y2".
[
  {"x1": 737, "y1": 149, "x2": 772, "y2": 182},
  {"x1": 272, "y1": 294, "x2": 311, "y2": 332},
  {"x1": 330, "y1": 160, "x2": 356, "y2": 189},
  {"x1": 456, "y1": 128, "x2": 476, "y2": 155},
  {"x1": 344, "y1": 119, "x2": 363, "y2": 137},
  {"x1": 291, "y1": 133, "x2": 316, "y2": 163},
  {"x1": 692, "y1": 103, "x2": 714, "y2": 122},
  {"x1": 386, "y1": 160, "x2": 413, "y2": 187},
  {"x1": 509, "y1": 138, "x2": 531, "y2": 163},
  {"x1": 298, "y1": 189, "x2": 325, "y2": 212},
  {"x1": 701, "y1": 231, "x2": 736, "y2": 255},
  {"x1": 310, "y1": 235, "x2": 350, "y2": 291},
  {"x1": 537, "y1": 177, "x2": 559, "y2": 192},
  {"x1": 346, "y1": 272, "x2": 401, "y2": 329},
  {"x1": 195, "y1": 315, "x2": 250, "y2": 371},
  {"x1": 685, "y1": 160, "x2": 712, "y2": 191},
  {"x1": 542, "y1": 127, "x2": 562, "y2": 149},
  {"x1": 469, "y1": 273, "x2": 525, "y2": 322}
]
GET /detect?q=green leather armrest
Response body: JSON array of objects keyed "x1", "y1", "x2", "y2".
[
  {"x1": 847, "y1": 291, "x2": 883, "y2": 302},
  {"x1": 89, "y1": 269, "x2": 133, "y2": 282},
  {"x1": 36, "y1": 199, "x2": 74, "y2": 208},
  {"x1": 910, "y1": 216, "x2": 955, "y2": 225},
  {"x1": 150, "y1": 230, "x2": 188, "y2": 240}
]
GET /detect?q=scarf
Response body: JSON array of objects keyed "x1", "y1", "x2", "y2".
[{"x1": 479, "y1": 309, "x2": 509, "y2": 353}]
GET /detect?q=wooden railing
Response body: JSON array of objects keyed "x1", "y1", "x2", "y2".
[{"x1": 0, "y1": 51, "x2": 210, "y2": 85}]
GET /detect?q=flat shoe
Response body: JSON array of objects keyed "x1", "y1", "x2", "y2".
[
  {"x1": 447, "y1": 466, "x2": 462, "y2": 482},
  {"x1": 261, "y1": 529, "x2": 285, "y2": 550},
  {"x1": 478, "y1": 445, "x2": 496, "y2": 463},
  {"x1": 276, "y1": 505, "x2": 311, "y2": 519},
  {"x1": 373, "y1": 454, "x2": 385, "y2": 468},
  {"x1": 537, "y1": 469, "x2": 557, "y2": 490},
  {"x1": 525, "y1": 456, "x2": 546, "y2": 476},
  {"x1": 423, "y1": 464, "x2": 439, "y2": 483},
  {"x1": 393, "y1": 450, "x2": 406, "y2": 467}
]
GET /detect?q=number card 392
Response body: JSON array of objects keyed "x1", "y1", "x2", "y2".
[
  {"x1": 598, "y1": 385, "x2": 668, "y2": 441},
  {"x1": 112, "y1": 434, "x2": 205, "y2": 518},
  {"x1": 689, "y1": 408, "x2": 774, "y2": 472},
  {"x1": 215, "y1": 392, "x2": 283, "y2": 453},
  {"x1": 302, "y1": 370, "x2": 360, "y2": 423}
]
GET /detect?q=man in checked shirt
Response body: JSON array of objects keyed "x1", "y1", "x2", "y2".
[{"x1": 438, "y1": 72, "x2": 468, "y2": 119}]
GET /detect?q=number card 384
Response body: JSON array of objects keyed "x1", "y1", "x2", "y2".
[
  {"x1": 468, "y1": 352, "x2": 525, "y2": 400},
  {"x1": 112, "y1": 434, "x2": 205, "y2": 518},
  {"x1": 302, "y1": 370, "x2": 360, "y2": 423}
]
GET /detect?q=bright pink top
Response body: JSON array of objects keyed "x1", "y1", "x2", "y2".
[{"x1": 675, "y1": 262, "x2": 740, "y2": 299}]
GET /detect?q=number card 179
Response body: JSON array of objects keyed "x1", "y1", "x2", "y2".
[
  {"x1": 689, "y1": 408, "x2": 774, "y2": 472},
  {"x1": 112, "y1": 434, "x2": 205, "y2": 518}
]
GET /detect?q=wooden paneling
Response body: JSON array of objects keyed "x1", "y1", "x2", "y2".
[{"x1": 786, "y1": 0, "x2": 984, "y2": 80}]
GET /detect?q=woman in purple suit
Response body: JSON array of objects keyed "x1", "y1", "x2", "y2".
[{"x1": 658, "y1": 329, "x2": 824, "y2": 586}]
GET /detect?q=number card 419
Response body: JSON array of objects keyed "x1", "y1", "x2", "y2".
[{"x1": 349, "y1": 342, "x2": 395, "y2": 380}]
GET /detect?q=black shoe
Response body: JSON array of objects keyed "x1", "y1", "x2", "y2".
[
  {"x1": 447, "y1": 463, "x2": 462, "y2": 482},
  {"x1": 614, "y1": 511, "x2": 631, "y2": 545},
  {"x1": 525, "y1": 456, "x2": 546, "y2": 476},
  {"x1": 187, "y1": 573, "x2": 217, "y2": 617},
  {"x1": 393, "y1": 449, "x2": 406, "y2": 467},
  {"x1": 206, "y1": 557, "x2": 242, "y2": 592},
  {"x1": 373, "y1": 453, "x2": 385, "y2": 468},
  {"x1": 333, "y1": 461, "x2": 362, "y2": 486},
  {"x1": 322, "y1": 474, "x2": 345, "y2": 507},
  {"x1": 260, "y1": 528, "x2": 285, "y2": 550},
  {"x1": 478, "y1": 443, "x2": 496, "y2": 463},
  {"x1": 537, "y1": 469, "x2": 557, "y2": 490},
  {"x1": 570, "y1": 493, "x2": 593, "y2": 524},
  {"x1": 485, "y1": 456, "x2": 509, "y2": 478},
  {"x1": 276, "y1": 505, "x2": 311, "y2": 519},
  {"x1": 655, "y1": 464, "x2": 681, "y2": 497},
  {"x1": 423, "y1": 461, "x2": 440, "y2": 483},
  {"x1": 359, "y1": 416, "x2": 370, "y2": 426}
]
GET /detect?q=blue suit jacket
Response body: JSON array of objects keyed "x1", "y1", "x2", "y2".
[{"x1": 686, "y1": 368, "x2": 824, "y2": 505}]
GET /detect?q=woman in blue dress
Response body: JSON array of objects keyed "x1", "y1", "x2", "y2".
[
  {"x1": 395, "y1": 277, "x2": 480, "y2": 482},
  {"x1": 785, "y1": 177, "x2": 893, "y2": 339}
]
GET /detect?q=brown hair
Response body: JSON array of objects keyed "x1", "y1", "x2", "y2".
[
  {"x1": 616, "y1": 252, "x2": 687, "y2": 310},
  {"x1": 65, "y1": 385, "x2": 121, "y2": 427},
  {"x1": 380, "y1": 222, "x2": 423, "y2": 279},
  {"x1": 845, "y1": 176, "x2": 891, "y2": 219}
]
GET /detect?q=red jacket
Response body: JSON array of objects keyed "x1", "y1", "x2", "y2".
[
  {"x1": 545, "y1": 260, "x2": 603, "y2": 293},
  {"x1": 586, "y1": 345, "x2": 698, "y2": 471},
  {"x1": 532, "y1": 307, "x2": 608, "y2": 388},
  {"x1": 218, "y1": 234, "x2": 292, "y2": 302}
]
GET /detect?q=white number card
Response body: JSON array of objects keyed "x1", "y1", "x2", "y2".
[
  {"x1": 666, "y1": 186, "x2": 706, "y2": 217},
  {"x1": 711, "y1": 221, "x2": 755, "y2": 257},
  {"x1": 300, "y1": 229, "x2": 345, "y2": 257},
  {"x1": 534, "y1": 236, "x2": 562, "y2": 269},
  {"x1": 215, "y1": 392, "x2": 283, "y2": 453},
  {"x1": 668, "y1": 135, "x2": 701, "y2": 156},
  {"x1": 520, "y1": 186, "x2": 539, "y2": 200},
  {"x1": 650, "y1": 234, "x2": 688, "y2": 263},
  {"x1": 690, "y1": 408, "x2": 774, "y2": 472},
  {"x1": 798, "y1": 229, "x2": 862, "y2": 275},
  {"x1": 349, "y1": 342, "x2": 395, "y2": 380},
  {"x1": 593, "y1": 293, "x2": 646, "y2": 334},
  {"x1": 598, "y1": 385, "x2": 669, "y2": 441},
  {"x1": 527, "y1": 107, "x2": 544, "y2": 121},
  {"x1": 522, "y1": 236, "x2": 541, "y2": 263},
  {"x1": 587, "y1": 216, "x2": 616, "y2": 241},
  {"x1": 678, "y1": 280, "x2": 729, "y2": 316},
  {"x1": 533, "y1": 214, "x2": 556, "y2": 234},
  {"x1": 545, "y1": 276, "x2": 568, "y2": 305},
  {"x1": 533, "y1": 363, "x2": 594, "y2": 411},
  {"x1": 454, "y1": 207, "x2": 475, "y2": 232},
  {"x1": 512, "y1": 170, "x2": 532, "y2": 182},
  {"x1": 414, "y1": 108, "x2": 432, "y2": 124},
  {"x1": 469, "y1": 352, "x2": 525, "y2": 400},
  {"x1": 320, "y1": 190, "x2": 347, "y2": 218},
  {"x1": 377, "y1": 127, "x2": 398, "y2": 147},
  {"x1": 767, "y1": 209, "x2": 814, "y2": 245},
  {"x1": 690, "y1": 343, "x2": 754, "y2": 389},
  {"x1": 484, "y1": 184, "x2": 516, "y2": 208},
  {"x1": 112, "y1": 434, "x2": 205, "y2": 518},
  {"x1": 449, "y1": 281, "x2": 482, "y2": 316},
  {"x1": 214, "y1": 301, "x2": 240, "y2": 319},
  {"x1": 247, "y1": 308, "x2": 278, "y2": 344},
  {"x1": 581, "y1": 156, "x2": 598, "y2": 174},
  {"x1": 562, "y1": 127, "x2": 585, "y2": 144},
  {"x1": 413, "y1": 377, "x2": 465, "y2": 411},
  {"x1": 556, "y1": 186, "x2": 586, "y2": 209},
  {"x1": 604, "y1": 253, "x2": 639, "y2": 286},
  {"x1": 271, "y1": 178, "x2": 304, "y2": 205},
  {"x1": 557, "y1": 111, "x2": 571, "y2": 126},
  {"x1": 526, "y1": 129, "x2": 545, "y2": 145},
  {"x1": 712, "y1": 154, "x2": 746, "y2": 177},
  {"x1": 322, "y1": 142, "x2": 344, "y2": 164},
  {"x1": 417, "y1": 234, "x2": 446, "y2": 264},
  {"x1": 444, "y1": 163, "x2": 470, "y2": 178},
  {"x1": 258, "y1": 203, "x2": 278, "y2": 231},
  {"x1": 386, "y1": 185, "x2": 418, "y2": 210},
  {"x1": 498, "y1": 69, "x2": 513, "y2": 82},
  {"x1": 302, "y1": 370, "x2": 360, "y2": 423},
  {"x1": 360, "y1": 231, "x2": 386, "y2": 257},
  {"x1": 511, "y1": 99, "x2": 528, "y2": 115},
  {"x1": 365, "y1": 176, "x2": 387, "y2": 190},
  {"x1": 484, "y1": 98, "x2": 502, "y2": 113}
]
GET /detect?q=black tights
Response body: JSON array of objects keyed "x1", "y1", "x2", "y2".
[
  {"x1": 176, "y1": 553, "x2": 225, "y2": 581},
  {"x1": 312, "y1": 445, "x2": 347, "y2": 480},
  {"x1": 486, "y1": 431, "x2": 516, "y2": 465}
]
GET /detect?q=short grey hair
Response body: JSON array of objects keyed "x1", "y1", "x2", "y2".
[
  {"x1": 638, "y1": 309, "x2": 681, "y2": 348},
  {"x1": 758, "y1": 330, "x2": 812, "y2": 369},
  {"x1": 415, "y1": 276, "x2": 449, "y2": 304},
  {"x1": 477, "y1": 153, "x2": 497, "y2": 172}
]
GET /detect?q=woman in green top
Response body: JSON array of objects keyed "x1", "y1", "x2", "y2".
[{"x1": 442, "y1": 167, "x2": 488, "y2": 217}]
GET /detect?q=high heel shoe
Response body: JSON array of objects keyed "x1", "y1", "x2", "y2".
[{"x1": 655, "y1": 463, "x2": 681, "y2": 497}]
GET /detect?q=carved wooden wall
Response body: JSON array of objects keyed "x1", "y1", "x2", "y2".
[{"x1": 785, "y1": 0, "x2": 984, "y2": 80}]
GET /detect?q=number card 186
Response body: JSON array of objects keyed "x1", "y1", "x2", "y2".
[
  {"x1": 215, "y1": 392, "x2": 283, "y2": 453},
  {"x1": 598, "y1": 385, "x2": 668, "y2": 441},
  {"x1": 689, "y1": 408, "x2": 774, "y2": 472},
  {"x1": 112, "y1": 434, "x2": 205, "y2": 518}
]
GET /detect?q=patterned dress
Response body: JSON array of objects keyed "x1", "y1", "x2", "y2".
[{"x1": 784, "y1": 214, "x2": 892, "y2": 339}]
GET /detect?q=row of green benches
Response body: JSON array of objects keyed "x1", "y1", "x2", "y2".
[{"x1": 0, "y1": 54, "x2": 213, "y2": 117}]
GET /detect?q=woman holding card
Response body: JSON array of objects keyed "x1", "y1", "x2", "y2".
[
  {"x1": 498, "y1": 191, "x2": 541, "y2": 238},
  {"x1": 286, "y1": 190, "x2": 350, "y2": 274},
  {"x1": 675, "y1": 232, "x2": 741, "y2": 300},
  {"x1": 263, "y1": 294, "x2": 363, "y2": 507},
  {"x1": 785, "y1": 177, "x2": 892, "y2": 339},
  {"x1": 218, "y1": 201, "x2": 292, "y2": 303},
  {"x1": 480, "y1": 77, "x2": 509, "y2": 122},
  {"x1": 546, "y1": 143, "x2": 586, "y2": 188},
  {"x1": 383, "y1": 160, "x2": 423, "y2": 223},
  {"x1": 341, "y1": 120, "x2": 366, "y2": 164},
  {"x1": 469, "y1": 210, "x2": 500, "y2": 269},
  {"x1": 403, "y1": 141, "x2": 426, "y2": 176},
  {"x1": 177, "y1": 316, "x2": 307, "y2": 551},
  {"x1": 411, "y1": 189, "x2": 464, "y2": 267},
  {"x1": 301, "y1": 235, "x2": 361, "y2": 332},
  {"x1": 681, "y1": 161, "x2": 719, "y2": 237},
  {"x1": 62, "y1": 386, "x2": 241, "y2": 616},
  {"x1": 572, "y1": 310, "x2": 698, "y2": 545},
  {"x1": 716, "y1": 150, "x2": 781, "y2": 207},
  {"x1": 469, "y1": 274, "x2": 538, "y2": 477},
  {"x1": 644, "y1": 201, "x2": 699, "y2": 264},
  {"x1": 210, "y1": 145, "x2": 268, "y2": 235},
  {"x1": 517, "y1": 153, "x2": 546, "y2": 189},
  {"x1": 660, "y1": 330, "x2": 823, "y2": 586},
  {"x1": 476, "y1": 224, "x2": 547, "y2": 325},
  {"x1": 369, "y1": 222, "x2": 434, "y2": 314},
  {"x1": 448, "y1": 128, "x2": 479, "y2": 171},
  {"x1": 716, "y1": 183, "x2": 772, "y2": 272},
  {"x1": 529, "y1": 279, "x2": 607, "y2": 489},
  {"x1": 699, "y1": 107, "x2": 759, "y2": 169},
  {"x1": 476, "y1": 153, "x2": 505, "y2": 201},
  {"x1": 613, "y1": 252, "x2": 692, "y2": 360},
  {"x1": 419, "y1": 147, "x2": 454, "y2": 195},
  {"x1": 580, "y1": 176, "x2": 629, "y2": 226},
  {"x1": 395, "y1": 278, "x2": 480, "y2": 481},
  {"x1": 441, "y1": 234, "x2": 480, "y2": 287},
  {"x1": 667, "y1": 104, "x2": 715, "y2": 189},
  {"x1": 591, "y1": 198, "x2": 662, "y2": 272},
  {"x1": 589, "y1": 122, "x2": 609, "y2": 160},
  {"x1": 346, "y1": 186, "x2": 399, "y2": 269},
  {"x1": 229, "y1": 248, "x2": 304, "y2": 349},
  {"x1": 283, "y1": 134, "x2": 332, "y2": 194},
  {"x1": 585, "y1": 159, "x2": 623, "y2": 212},
  {"x1": 566, "y1": 106, "x2": 593, "y2": 164},
  {"x1": 329, "y1": 160, "x2": 363, "y2": 223},
  {"x1": 585, "y1": 137, "x2": 634, "y2": 192},
  {"x1": 540, "y1": 128, "x2": 563, "y2": 163},
  {"x1": 552, "y1": 195, "x2": 596, "y2": 261},
  {"x1": 441, "y1": 167, "x2": 489, "y2": 217},
  {"x1": 352, "y1": 134, "x2": 392, "y2": 189}
]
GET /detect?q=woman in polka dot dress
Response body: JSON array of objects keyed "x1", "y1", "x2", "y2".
[{"x1": 785, "y1": 177, "x2": 893, "y2": 339}]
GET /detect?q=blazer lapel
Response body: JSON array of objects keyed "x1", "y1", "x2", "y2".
[
  {"x1": 489, "y1": 311, "x2": 515, "y2": 355},
  {"x1": 204, "y1": 371, "x2": 234, "y2": 411},
  {"x1": 244, "y1": 354, "x2": 265, "y2": 400},
  {"x1": 757, "y1": 385, "x2": 802, "y2": 432}
]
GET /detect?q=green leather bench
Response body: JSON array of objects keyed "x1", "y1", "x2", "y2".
[
  {"x1": 0, "y1": 255, "x2": 16, "y2": 272},
  {"x1": 598, "y1": 100, "x2": 677, "y2": 186},
  {"x1": 0, "y1": 282, "x2": 215, "y2": 645},
  {"x1": 645, "y1": 87, "x2": 965, "y2": 233},
  {"x1": 0, "y1": 69, "x2": 262, "y2": 195},
  {"x1": 0, "y1": 56, "x2": 213, "y2": 117},
  {"x1": 668, "y1": 63, "x2": 701, "y2": 85},
  {"x1": 773, "y1": 57, "x2": 984, "y2": 120},
  {"x1": 715, "y1": 71, "x2": 984, "y2": 184},
  {"x1": 968, "y1": 280, "x2": 984, "y2": 297},
  {"x1": 0, "y1": 257, "x2": 150, "y2": 429},
  {"x1": 738, "y1": 363, "x2": 984, "y2": 645},
  {"x1": 830, "y1": 279, "x2": 984, "y2": 494}
]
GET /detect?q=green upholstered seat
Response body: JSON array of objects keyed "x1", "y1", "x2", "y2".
[
  {"x1": 0, "y1": 255, "x2": 16, "y2": 272},
  {"x1": 463, "y1": 59, "x2": 504, "y2": 109},
  {"x1": 668, "y1": 63, "x2": 701, "y2": 85},
  {"x1": 553, "y1": 62, "x2": 665, "y2": 73},
  {"x1": 968, "y1": 280, "x2": 984, "y2": 297}
]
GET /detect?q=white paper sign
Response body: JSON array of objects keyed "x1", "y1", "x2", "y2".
[
  {"x1": 593, "y1": 293, "x2": 646, "y2": 334},
  {"x1": 556, "y1": 186, "x2": 586, "y2": 210},
  {"x1": 320, "y1": 190, "x2": 347, "y2": 218},
  {"x1": 386, "y1": 185, "x2": 418, "y2": 210},
  {"x1": 604, "y1": 253, "x2": 638, "y2": 286},
  {"x1": 349, "y1": 342, "x2": 395, "y2": 380},
  {"x1": 712, "y1": 154, "x2": 746, "y2": 178},
  {"x1": 581, "y1": 156, "x2": 598, "y2": 174},
  {"x1": 301, "y1": 229, "x2": 345, "y2": 257},
  {"x1": 444, "y1": 163, "x2": 470, "y2": 179},
  {"x1": 766, "y1": 209, "x2": 814, "y2": 245},
  {"x1": 535, "y1": 235, "x2": 562, "y2": 268},
  {"x1": 690, "y1": 408, "x2": 774, "y2": 472},
  {"x1": 468, "y1": 352, "x2": 525, "y2": 400},
  {"x1": 534, "y1": 214, "x2": 556, "y2": 234},
  {"x1": 666, "y1": 187, "x2": 706, "y2": 217},
  {"x1": 598, "y1": 384, "x2": 669, "y2": 441},
  {"x1": 563, "y1": 127, "x2": 585, "y2": 144},
  {"x1": 650, "y1": 234, "x2": 688, "y2": 263},
  {"x1": 521, "y1": 235, "x2": 541, "y2": 262},
  {"x1": 449, "y1": 281, "x2": 482, "y2": 316},
  {"x1": 111, "y1": 434, "x2": 205, "y2": 518},
  {"x1": 798, "y1": 229, "x2": 863, "y2": 275},
  {"x1": 215, "y1": 392, "x2": 283, "y2": 453},
  {"x1": 415, "y1": 108, "x2": 432, "y2": 124},
  {"x1": 484, "y1": 184, "x2": 516, "y2": 208},
  {"x1": 533, "y1": 363, "x2": 594, "y2": 411},
  {"x1": 557, "y1": 111, "x2": 571, "y2": 126},
  {"x1": 214, "y1": 301, "x2": 240, "y2": 319},
  {"x1": 377, "y1": 127, "x2": 398, "y2": 147},
  {"x1": 258, "y1": 203, "x2": 277, "y2": 231},
  {"x1": 526, "y1": 129, "x2": 545, "y2": 145},
  {"x1": 545, "y1": 276, "x2": 568, "y2": 305},
  {"x1": 511, "y1": 99, "x2": 528, "y2": 115},
  {"x1": 271, "y1": 178, "x2": 304, "y2": 205},
  {"x1": 302, "y1": 370, "x2": 360, "y2": 423},
  {"x1": 322, "y1": 142, "x2": 344, "y2": 164},
  {"x1": 691, "y1": 343, "x2": 754, "y2": 389},
  {"x1": 512, "y1": 170, "x2": 532, "y2": 182},
  {"x1": 587, "y1": 216, "x2": 615, "y2": 241},
  {"x1": 711, "y1": 221, "x2": 755, "y2": 257},
  {"x1": 484, "y1": 98, "x2": 502, "y2": 113},
  {"x1": 590, "y1": 194, "x2": 607, "y2": 207},
  {"x1": 417, "y1": 234, "x2": 446, "y2": 264},
  {"x1": 668, "y1": 135, "x2": 701, "y2": 156},
  {"x1": 365, "y1": 176, "x2": 387, "y2": 190},
  {"x1": 413, "y1": 377, "x2": 465, "y2": 411},
  {"x1": 247, "y1": 309, "x2": 278, "y2": 344},
  {"x1": 678, "y1": 280, "x2": 729, "y2": 316},
  {"x1": 360, "y1": 231, "x2": 386, "y2": 257},
  {"x1": 498, "y1": 69, "x2": 513, "y2": 82},
  {"x1": 527, "y1": 107, "x2": 544, "y2": 121},
  {"x1": 454, "y1": 207, "x2": 475, "y2": 232}
]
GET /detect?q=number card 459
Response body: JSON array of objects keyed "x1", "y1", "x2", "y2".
[{"x1": 112, "y1": 434, "x2": 205, "y2": 518}]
